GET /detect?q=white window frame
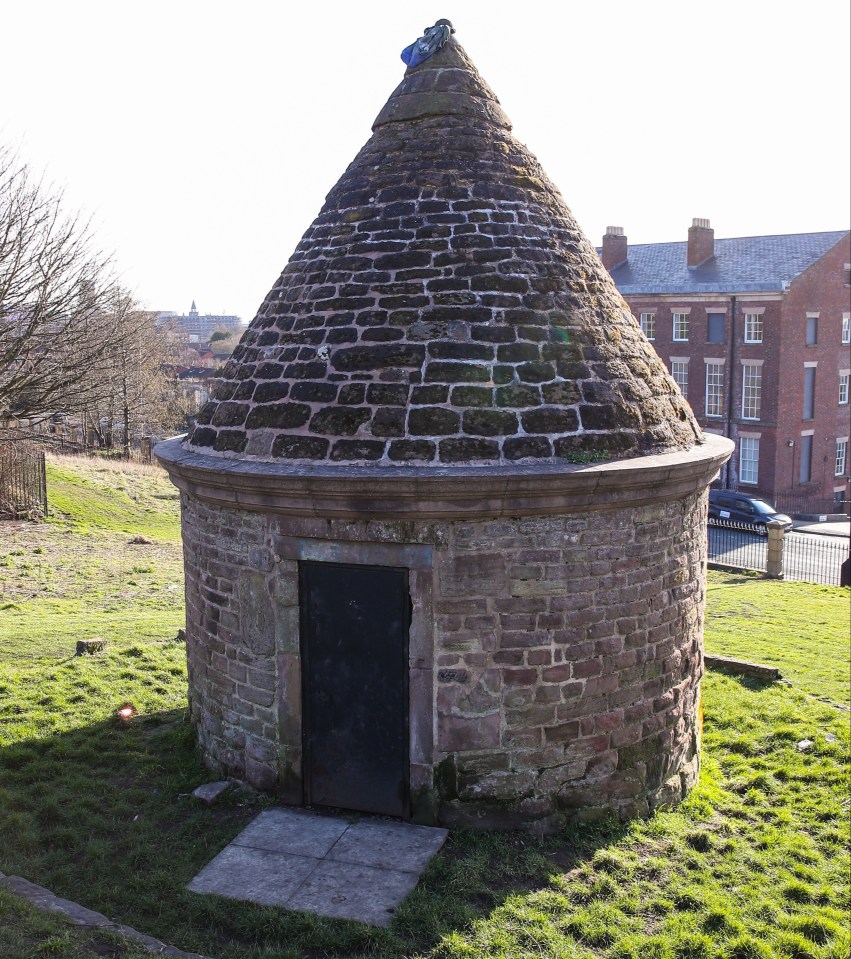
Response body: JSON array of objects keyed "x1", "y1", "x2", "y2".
[
  {"x1": 743, "y1": 311, "x2": 764, "y2": 344},
  {"x1": 670, "y1": 357, "x2": 689, "y2": 395},
  {"x1": 741, "y1": 362, "x2": 762, "y2": 421},
  {"x1": 836, "y1": 439, "x2": 848, "y2": 478},
  {"x1": 842, "y1": 313, "x2": 850, "y2": 345},
  {"x1": 639, "y1": 312, "x2": 656, "y2": 341},
  {"x1": 840, "y1": 372, "x2": 850, "y2": 406},
  {"x1": 739, "y1": 436, "x2": 760, "y2": 485},
  {"x1": 673, "y1": 311, "x2": 690, "y2": 342},
  {"x1": 705, "y1": 360, "x2": 725, "y2": 418}
]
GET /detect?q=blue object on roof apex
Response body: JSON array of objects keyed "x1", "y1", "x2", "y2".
[
  {"x1": 401, "y1": 20, "x2": 455, "y2": 68},
  {"x1": 601, "y1": 230, "x2": 849, "y2": 295}
]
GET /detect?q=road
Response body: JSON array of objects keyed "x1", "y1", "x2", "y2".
[{"x1": 708, "y1": 523, "x2": 850, "y2": 586}]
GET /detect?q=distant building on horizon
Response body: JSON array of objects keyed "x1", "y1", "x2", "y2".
[
  {"x1": 158, "y1": 301, "x2": 244, "y2": 343},
  {"x1": 601, "y1": 220, "x2": 851, "y2": 514}
]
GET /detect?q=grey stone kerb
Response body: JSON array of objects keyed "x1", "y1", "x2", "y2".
[{"x1": 155, "y1": 433, "x2": 732, "y2": 519}]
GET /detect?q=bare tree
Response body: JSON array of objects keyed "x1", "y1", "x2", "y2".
[
  {"x1": 80, "y1": 290, "x2": 191, "y2": 453},
  {"x1": 0, "y1": 144, "x2": 119, "y2": 421}
]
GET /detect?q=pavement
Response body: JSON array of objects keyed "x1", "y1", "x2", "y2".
[
  {"x1": 186, "y1": 806, "x2": 448, "y2": 927},
  {"x1": 791, "y1": 519, "x2": 850, "y2": 537}
]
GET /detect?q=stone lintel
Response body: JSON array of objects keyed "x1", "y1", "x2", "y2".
[{"x1": 155, "y1": 434, "x2": 733, "y2": 521}]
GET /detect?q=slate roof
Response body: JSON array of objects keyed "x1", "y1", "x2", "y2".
[{"x1": 605, "y1": 231, "x2": 849, "y2": 296}]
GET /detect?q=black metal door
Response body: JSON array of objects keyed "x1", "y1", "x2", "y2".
[{"x1": 300, "y1": 562, "x2": 410, "y2": 818}]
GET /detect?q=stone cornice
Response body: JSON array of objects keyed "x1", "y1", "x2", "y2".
[{"x1": 155, "y1": 434, "x2": 733, "y2": 521}]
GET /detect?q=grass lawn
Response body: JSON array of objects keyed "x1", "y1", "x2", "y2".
[
  {"x1": 0, "y1": 456, "x2": 848, "y2": 959},
  {"x1": 0, "y1": 456, "x2": 184, "y2": 661},
  {"x1": 0, "y1": 888, "x2": 153, "y2": 959},
  {"x1": 705, "y1": 573, "x2": 850, "y2": 706}
]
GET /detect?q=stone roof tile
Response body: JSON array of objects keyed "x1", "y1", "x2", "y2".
[{"x1": 187, "y1": 35, "x2": 702, "y2": 466}]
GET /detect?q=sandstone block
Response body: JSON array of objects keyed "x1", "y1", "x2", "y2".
[
  {"x1": 192, "y1": 781, "x2": 231, "y2": 805},
  {"x1": 438, "y1": 712, "x2": 501, "y2": 752}
]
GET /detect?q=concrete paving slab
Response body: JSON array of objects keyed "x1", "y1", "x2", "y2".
[
  {"x1": 286, "y1": 859, "x2": 421, "y2": 927},
  {"x1": 186, "y1": 806, "x2": 448, "y2": 926},
  {"x1": 186, "y1": 844, "x2": 318, "y2": 907},
  {"x1": 327, "y1": 818, "x2": 448, "y2": 873},
  {"x1": 192, "y1": 781, "x2": 231, "y2": 805},
  {"x1": 231, "y1": 807, "x2": 347, "y2": 857},
  {"x1": 793, "y1": 520, "x2": 850, "y2": 537}
]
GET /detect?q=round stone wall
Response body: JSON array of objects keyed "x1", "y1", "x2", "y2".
[{"x1": 160, "y1": 436, "x2": 730, "y2": 831}]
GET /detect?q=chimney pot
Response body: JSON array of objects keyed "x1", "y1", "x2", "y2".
[
  {"x1": 687, "y1": 218, "x2": 714, "y2": 267},
  {"x1": 601, "y1": 226, "x2": 628, "y2": 271}
]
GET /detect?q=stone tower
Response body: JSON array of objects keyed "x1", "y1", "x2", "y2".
[{"x1": 158, "y1": 28, "x2": 732, "y2": 831}]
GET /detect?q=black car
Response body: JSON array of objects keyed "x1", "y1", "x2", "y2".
[{"x1": 708, "y1": 490, "x2": 793, "y2": 534}]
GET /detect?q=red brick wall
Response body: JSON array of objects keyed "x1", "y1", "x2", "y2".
[
  {"x1": 777, "y1": 235, "x2": 851, "y2": 503},
  {"x1": 620, "y1": 232, "x2": 851, "y2": 507},
  {"x1": 623, "y1": 295, "x2": 784, "y2": 497},
  {"x1": 737, "y1": 300, "x2": 783, "y2": 498}
]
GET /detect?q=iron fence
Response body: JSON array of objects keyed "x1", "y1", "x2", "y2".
[
  {"x1": 783, "y1": 532, "x2": 850, "y2": 587},
  {"x1": 0, "y1": 437, "x2": 47, "y2": 519},
  {"x1": 11, "y1": 428, "x2": 157, "y2": 464},
  {"x1": 707, "y1": 520, "x2": 769, "y2": 573},
  {"x1": 773, "y1": 491, "x2": 850, "y2": 518},
  {"x1": 709, "y1": 519, "x2": 850, "y2": 586}
]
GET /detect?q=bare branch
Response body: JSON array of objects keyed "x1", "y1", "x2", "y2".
[{"x1": 0, "y1": 144, "x2": 119, "y2": 419}]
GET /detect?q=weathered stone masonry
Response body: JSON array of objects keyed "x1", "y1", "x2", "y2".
[
  {"x1": 186, "y1": 40, "x2": 700, "y2": 467},
  {"x1": 176, "y1": 470, "x2": 710, "y2": 831},
  {"x1": 158, "y1": 28, "x2": 733, "y2": 832}
]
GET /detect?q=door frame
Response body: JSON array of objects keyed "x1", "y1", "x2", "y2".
[
  {"x1": 271, "y1": 535, "x2": 435, "y2": 822},
  {"x1": 299, "y1": 559, "x2": 411, "y2": 816}
]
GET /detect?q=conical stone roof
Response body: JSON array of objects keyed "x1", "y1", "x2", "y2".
[{"x1": 186, "y1": 35, "x2": 702, "y2": 466}]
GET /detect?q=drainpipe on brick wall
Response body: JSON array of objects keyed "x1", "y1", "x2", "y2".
[{"x1": 724, "y1": 295, "x2": 737, "y2": 489}]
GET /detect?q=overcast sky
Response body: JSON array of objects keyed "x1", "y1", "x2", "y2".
[{"x1": 3, "y1": 0, "x2": 849, "y2": 324}]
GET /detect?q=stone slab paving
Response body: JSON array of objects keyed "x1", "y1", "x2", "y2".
[{"x1": 186, "y1": 807, "x2": 448, "y2": 927}]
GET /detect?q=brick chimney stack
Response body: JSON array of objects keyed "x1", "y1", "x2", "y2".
[
  {"x1": 687, "y1": 218, "x2": 714, "y2": 267},
  {"x1": 601, "y1": 226, "x2": 628, "y2": 271}
]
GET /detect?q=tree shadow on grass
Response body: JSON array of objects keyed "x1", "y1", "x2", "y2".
[{"x1": 0, "y1": 711, "x2": 633, "y2": 959}]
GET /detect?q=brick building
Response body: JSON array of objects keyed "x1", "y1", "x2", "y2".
[
  {"x1": 157, "y1": 301, "x2": 243, "y2": 344},
  {"x1": 602, "y1": 222, "x2": 851, "y2": 513}
]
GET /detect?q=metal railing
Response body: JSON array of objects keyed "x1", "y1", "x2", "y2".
[
  {"x1": 9, "y1": 428, "x2": 157, "y2": 464},
  {"x1": 783, "y1": 531, "x2": 850, "y2": 587},
  {"x1": 708, "y1": 519, "x2": 849, "y2": 586},
  {"x1": 708, "y1": 520, "x2": 769, "y2": 573},
  {"x1": 773, "y1": 491, "x2": 850, "y2": 518},
  {"x1": 0, "y1": 438, "x2": 47, "y2": 519}
]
